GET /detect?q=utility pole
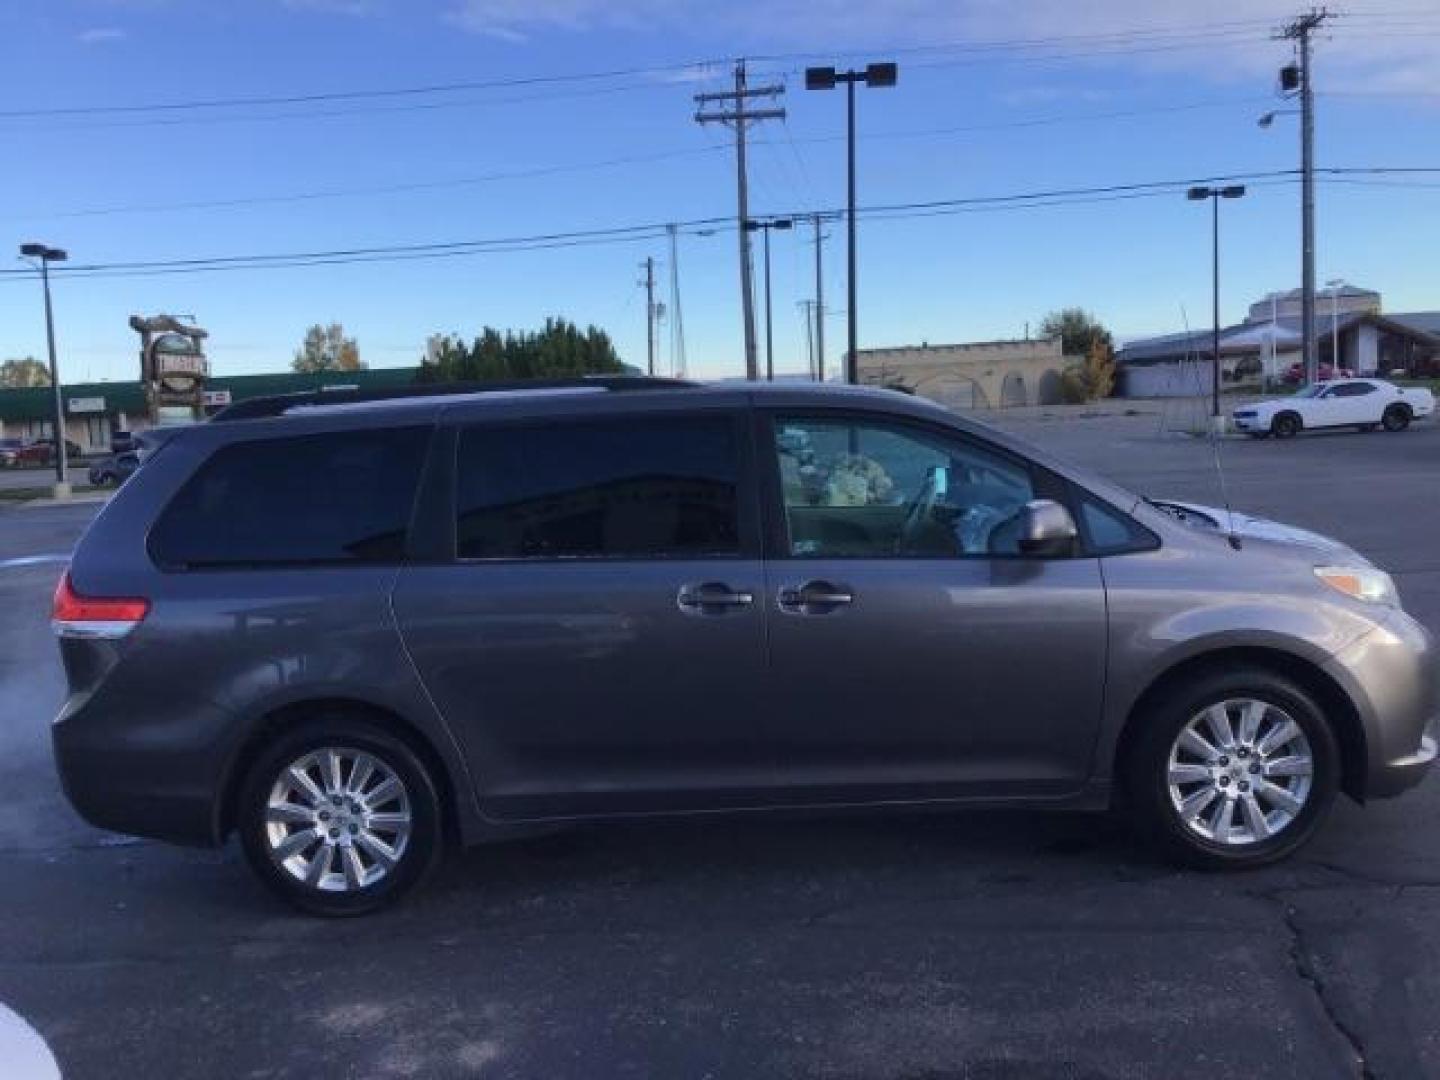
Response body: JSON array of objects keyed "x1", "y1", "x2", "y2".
[
  {"x1": 1277, "y1": 8, "x2": 1330, "y2": 385},
  {"x1": 695, "y1": 61, "x2": 785, "y2": 380},
  {"x1": 640, "y1": 256, "x2": 657, "y2": 376},
  {"x1": 666, "y1": 224, "x2": 687, "y2": 378},
  {"x1": 811, "y1": 214, "x2": 828, "y2": 381},
  {"x1": 798, "y1": 300, "x2": 817, "y2": 379}
]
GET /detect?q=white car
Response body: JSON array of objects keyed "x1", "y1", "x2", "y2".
[{"x1": 1232, "y1": 378, "x2": 1436, "y2": 438}]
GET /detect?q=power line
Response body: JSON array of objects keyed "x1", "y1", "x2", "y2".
[
  {"x1": 24, "y1": 146, "x2": 727, "y2": 220},
  {"x1": 0, "y1": 17, "x2": 1314, "y2": 124},
  {"x1": 4, "y1": 167, "x2": 1433, "y2": 282},
  {"x1": 0, "y1": 59, "x2": 729, "y2": 119},
  {"x1": 17, "y1": 96, "x2": 1277, "y2": 222}
]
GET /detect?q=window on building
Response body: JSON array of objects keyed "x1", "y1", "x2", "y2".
[
  {"x1": 456, "y1": 417, "x2": 741, "y2": 560},
  {"x1": 150, "y1": 427, "x2": 430, "y2": 569}
]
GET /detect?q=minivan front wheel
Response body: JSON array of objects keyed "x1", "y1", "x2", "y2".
[
  {"x1": 1126, "y1": 669, "x2": 1339, "y2": 869},
  {"x1": 237, "y1": 718, "x2": 443, "y2": 915}
]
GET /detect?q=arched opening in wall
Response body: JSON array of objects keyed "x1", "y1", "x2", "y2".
[
  {"x1": 1000, "y1": 372, "x2": 1027, "y2": 408},
  {"x1": 1037, "y1": 369, "x2": 1064, "y2": 405},
  {"x1": 915, "y1": 374, "x2": 989, "y2": 412}
]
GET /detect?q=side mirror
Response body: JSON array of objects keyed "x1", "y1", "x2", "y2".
[{"x1": 1017, "y1": 499, "x2": 1078, "y2": 557}]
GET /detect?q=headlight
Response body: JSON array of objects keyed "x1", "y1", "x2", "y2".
[{"x1": 1314, "y1": 565, "x2": 1399, "y2": 607}]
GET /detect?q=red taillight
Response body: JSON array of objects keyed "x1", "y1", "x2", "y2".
[{"x1": 52, "y1": 573, "x2": 149, "y2": 638}]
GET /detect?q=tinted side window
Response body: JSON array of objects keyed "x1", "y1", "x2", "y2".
[
  {"x1": 151, "y1": 427, "x2": 430, "y2": 568},
  {"x1": 1336, "y1": 383, "x2": 1376, "y2": 397},
  {"x1": 457, "y1": 417, "x2": 740, "y2": 560}
]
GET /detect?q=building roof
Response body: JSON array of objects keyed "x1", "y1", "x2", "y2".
[
  {"x1": 1388, "y1": 311, "x2": 1440, "y2": 337},
  {"x1": 1119, "y1": 310, "x2": 1438, "y2": 366}
]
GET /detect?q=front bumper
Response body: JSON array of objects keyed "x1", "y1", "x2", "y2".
[{"x1": 1324, "y1": 607, "x2": 1439, "y2": 800}]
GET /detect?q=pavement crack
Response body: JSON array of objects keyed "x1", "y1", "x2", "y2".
[{"x1": 1278, "y1": 898, "x2": 1374, "y2": 1080}]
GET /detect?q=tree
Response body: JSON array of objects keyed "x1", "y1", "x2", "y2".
[
  {"x1": 0, "y1": 356, "x2": 50, "y2": 388},
  {"x1": 293, "y1": 323, "x2": 364, "y2": 374},
  {"x1": 1040, "y1": 308, "x2": 1113, "y2": 359},
  {"x1": 1061, "y1": 337, "x2": 1118, "y2": 402},
  {"x1": 416, "y1": 317, "x2": 623, "y2": 383}
]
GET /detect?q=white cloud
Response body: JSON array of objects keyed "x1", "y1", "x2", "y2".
[
  {"x1": 78, "y1": 26, "x2": 127, "y2": 44},
  {"x1": 441, "y1": 0, "x2": 1440, "y2": 97}
]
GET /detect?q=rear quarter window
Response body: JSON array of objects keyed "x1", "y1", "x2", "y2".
[{"x1": 149, "y1": 426, "x2": 431, "y2": 569}]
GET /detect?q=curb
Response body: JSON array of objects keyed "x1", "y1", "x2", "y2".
[{"x1": 5, "y1": 494, "x2": 111, "y2": 510}]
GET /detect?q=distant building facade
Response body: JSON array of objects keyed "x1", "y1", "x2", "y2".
[
  {"x1": 1117, "y1": 286, "x2": 1439, "y2": 398},
  {"x1": 0, "y1": 367, "x2": 420, "y2": 452},
  {"x1": 855, "y1": 337, "x2": 1069, "y2": 410}
]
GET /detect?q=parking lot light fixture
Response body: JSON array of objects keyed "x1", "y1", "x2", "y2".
[
  {"x1": 1186, "y1": 187, "x2": 1246, "y2": 424},
  {"x1": 19, "y1": 243, "x2": 69, "y2": 496},
  {"x1": 805, "y1": 61, "x2": 898, "y2": 384}
]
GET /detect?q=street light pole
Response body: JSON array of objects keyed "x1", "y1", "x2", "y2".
[
  {"x1": 1325, "y1": 279, "x2": 1344, "y2": 372},
  {"x1": 1187, "y1": 187, "x2": 1246, "y2": 424},
  {"x1": 806, "y1": 61, "x2": 897, "y2": 385},
  {"x1": 744, "y1": 218, "x2": 792, "y2": 380},
  {"x1": 20, "y1": 243, "x2": 69, "y2": 495}
]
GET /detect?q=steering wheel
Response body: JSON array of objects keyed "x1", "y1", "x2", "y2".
[{"x1": 896, "y1": 466, "x2": 944, "y2": 555}]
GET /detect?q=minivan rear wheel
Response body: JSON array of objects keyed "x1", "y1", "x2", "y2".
[
  {"x1": 237, "y1": 717, "x2": 443, "y2": 916},
  {"x1": 1125, "y1": 668, "x2": 1339, "y2": 870}
]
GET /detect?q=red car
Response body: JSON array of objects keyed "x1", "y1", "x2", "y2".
[
  {"x1": 1, "y1": 436, "x2": 84, "y2": 467},
  {"x1": 1283, "y1": 362, "x2": 1354, "y2": 385}
]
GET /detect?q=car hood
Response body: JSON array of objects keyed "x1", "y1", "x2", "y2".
[{"x1": 1148, "y1": 499, "x2": 1369, "y2": 564}]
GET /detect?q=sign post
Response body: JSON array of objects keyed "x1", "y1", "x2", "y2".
[{"x1": 130, "y1": 315, "x2": 210, "y2": 426}]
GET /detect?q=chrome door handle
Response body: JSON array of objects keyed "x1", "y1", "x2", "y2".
[
  {"x1": 677, "y1": 583, "x2": 754, "y2": 614},
  {"x1": 777, "y1": 580, "x2": 855, "y2": 614}
]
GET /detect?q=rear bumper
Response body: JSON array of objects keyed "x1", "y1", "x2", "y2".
[
  {"x1": 51, "y1": 669, "x2": 235, "y2": 848},
  {"x1": 1324, "y1": 608, "x2": 1438, "y2": 800}
]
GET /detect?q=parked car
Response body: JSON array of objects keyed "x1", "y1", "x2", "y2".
[
  {"x1": 110, "y1": 431, "x2": 137, "y2": 454},
  {"x1": 1283, "y1": 361, "x2": 1353, "y2": 384},
  {"x1": 0, "y1": 437, "x2": 25, "y2": 467},
  {"x1": 10, "y1": 436, "x2": 84, "y2": 466},
  {"x1": 87, "y1": 451, "x2": 139, "y2": 487},
  {"x1": 52, "y1": 379, "x2": 1435, "y2": 915},
  {"x1": 1232, "y1": 378, "x2": 1436, "y2": 438}
]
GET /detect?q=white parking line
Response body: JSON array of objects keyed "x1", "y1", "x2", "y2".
[
  {"x1": 0, "y1": 554, "x2": 70, "y2": 570},
  {"x1": 0, "y1": 1003, "x2": 61, "y2": 1079}
]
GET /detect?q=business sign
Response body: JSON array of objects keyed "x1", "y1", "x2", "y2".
[
  {"x1": 202, "y1": 389, "x2": 232, "y2": 407},
  {"x1": 68, "y1": 396, "x2": 106, "y2": 414},
  {"x1": 131, "y1": 315, "x2": 211, "y2": 424}
]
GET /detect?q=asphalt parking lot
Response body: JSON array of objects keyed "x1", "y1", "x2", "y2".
[{"x1": 2, "y1": 413, "x2": 1438, "y2": 1080}]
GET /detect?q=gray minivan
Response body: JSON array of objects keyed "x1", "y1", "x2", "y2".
[{"x1": 52, "y1": 380, "x2": 1436, "y2": 914}]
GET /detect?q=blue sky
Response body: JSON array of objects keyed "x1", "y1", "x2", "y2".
[{"x1": 0, "y1": 0, "x2": 1436, "y2": 382}]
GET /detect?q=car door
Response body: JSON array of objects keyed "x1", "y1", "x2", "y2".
[
  {"x1": 1334, "y1": 381, "x2": 1379, "y2": 424},
  {"x1": 393, "y1": 405, "x2": 774, "y2": 821},
  {"x1": 1305, "y1": 385, "x2": 1352, "y2": 427},
  {"x1": 756, "y1": 409, "x2": 1108, "y2": 803}
]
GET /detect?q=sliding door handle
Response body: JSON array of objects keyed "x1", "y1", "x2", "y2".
[
  {"x1": 777, "y1": 580, "x2": 855, "y2": 614},
  {"x1": 677, "y1": 583, "x2": 754, "y2": 614}
]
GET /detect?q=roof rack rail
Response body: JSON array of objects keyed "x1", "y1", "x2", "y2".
[{"x1": 209, "y1": 376, "x2": 699, "y2": 422}]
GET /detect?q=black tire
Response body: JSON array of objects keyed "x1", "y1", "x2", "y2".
[
  {"x1": 1124, "y1": 667, "x2": 1339, "y2": 871},
  {"x1": 237, "y1": 715, "x2": 444, "y2": 916},
  {"x1": 1271, "y1": 412, "x2": 1301, "y2": 439},
  {"x1": 1382, "y1": 404, "x2": 1411, "y2": 432}
]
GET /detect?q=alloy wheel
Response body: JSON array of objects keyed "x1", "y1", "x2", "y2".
[
  {"x1": 1166, "y1": 698, "x2": 1314, "y2": 846},
  {"x1": 263, "y1": 747, "x2": 413, "y2": 892}
]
